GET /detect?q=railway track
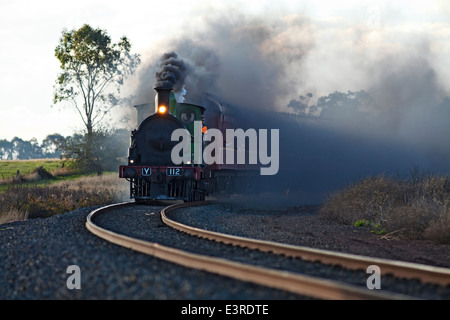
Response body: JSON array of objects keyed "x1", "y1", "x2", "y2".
[{"x1": 86, "y1": 201, "x2": 450, "y2": 300}]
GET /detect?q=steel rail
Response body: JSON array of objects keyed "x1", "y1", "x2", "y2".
[
  {"x1": 86, "y1": 202, "x2": 412, "y2": 300},
  {"x1": 161, "y1": 201, "x2": 450, "y2": 287}
]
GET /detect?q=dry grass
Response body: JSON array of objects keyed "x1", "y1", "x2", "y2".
[
  {"x1": 0, "y1": 174, "x2": 129, "y2": 224},
  {"x1": 319, "y1": 174, "x2": 450, "y2": 244}
]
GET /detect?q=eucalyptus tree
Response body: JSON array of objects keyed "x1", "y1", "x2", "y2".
[{"x1": 53, "y1": 24, "x2": 140, "y2": 171}]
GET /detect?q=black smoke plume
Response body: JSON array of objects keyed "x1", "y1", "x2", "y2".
[{"x1": 155, "y1": 52, "x2": 188, "y2": 94}]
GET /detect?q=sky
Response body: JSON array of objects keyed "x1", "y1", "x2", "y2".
[{"x1": 1, "y1": 0, "x2": 450, "y2": 144}]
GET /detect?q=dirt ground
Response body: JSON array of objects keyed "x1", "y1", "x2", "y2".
[{"x1": 216, "y1": 197, "x2": 450, "y2": 269}]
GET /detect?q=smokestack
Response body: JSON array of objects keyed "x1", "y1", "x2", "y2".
[{"x1": 154, "y1": 87, "x2": 172, "y2": 113}]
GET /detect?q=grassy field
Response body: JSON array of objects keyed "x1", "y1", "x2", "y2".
[
  {"x1": 0, "y1": 159, "x2": 87, "y2": 192},
  {"x1": 0, "y1": 159, "x2": 67, "y2": 180},
  {"x1": 0, "y1": 159, "x2": 129, "y2": 224}
]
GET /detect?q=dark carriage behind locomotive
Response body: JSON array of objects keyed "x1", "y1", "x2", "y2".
[{"x1": 119, "y1": 87, "x2": 261, "y2": 202}]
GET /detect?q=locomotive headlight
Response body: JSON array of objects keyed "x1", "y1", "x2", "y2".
[
  {"x1": 128, "y1": 146, "x2": 138, "y2": 165},
  {"x1": 158, "y1": 105, "x2": 167, "y2": 114}
]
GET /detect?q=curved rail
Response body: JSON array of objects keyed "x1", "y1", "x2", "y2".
[
  {"x1": 161, "y1": 202, "x2": 450, "y2": 287},
  {"x1": 86, "y1": 201, "x2": 415, "y2": 300}
]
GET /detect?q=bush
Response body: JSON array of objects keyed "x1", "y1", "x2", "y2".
[
  {"x1": 58, "y1": 129, "x2": 129, "y2": 174},
  {"x1": 319, "y1": 173, "x2": 450, "y2": 244}
]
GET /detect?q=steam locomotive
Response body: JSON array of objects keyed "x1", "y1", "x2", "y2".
[{"x1": 119, "y1": 87, "x2": 261, "y2": 202}]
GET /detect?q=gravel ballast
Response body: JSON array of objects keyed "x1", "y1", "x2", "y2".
[
  {"x1": 1, "y1": 198, "x2": 450, "y2": 300},
  {"x1": 0, "y1": 205, "x2": 307, "y2": 300}
]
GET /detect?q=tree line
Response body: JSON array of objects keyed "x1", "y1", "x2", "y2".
[
  {"x1": 0, "y1": 129, "x2": 130, "y2": 173},
  {"x1": 0, "y1": 134, "x2": 64, "y2": 160}
]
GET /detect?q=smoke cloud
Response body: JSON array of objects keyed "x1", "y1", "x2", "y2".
[
  {"x1": 124, "y1": 4, "x2": 450, "y2": 203},
  {"x1": 133, "y1": 9, "x2": 314, "y2": 109},
  {"x1": 155, "y1": 52, "x2": 189, "y2": 101}
]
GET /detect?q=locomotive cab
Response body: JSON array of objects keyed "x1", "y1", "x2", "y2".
[{"x1": 177, "y1": 102, "x2": 206, "y2": 166}]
